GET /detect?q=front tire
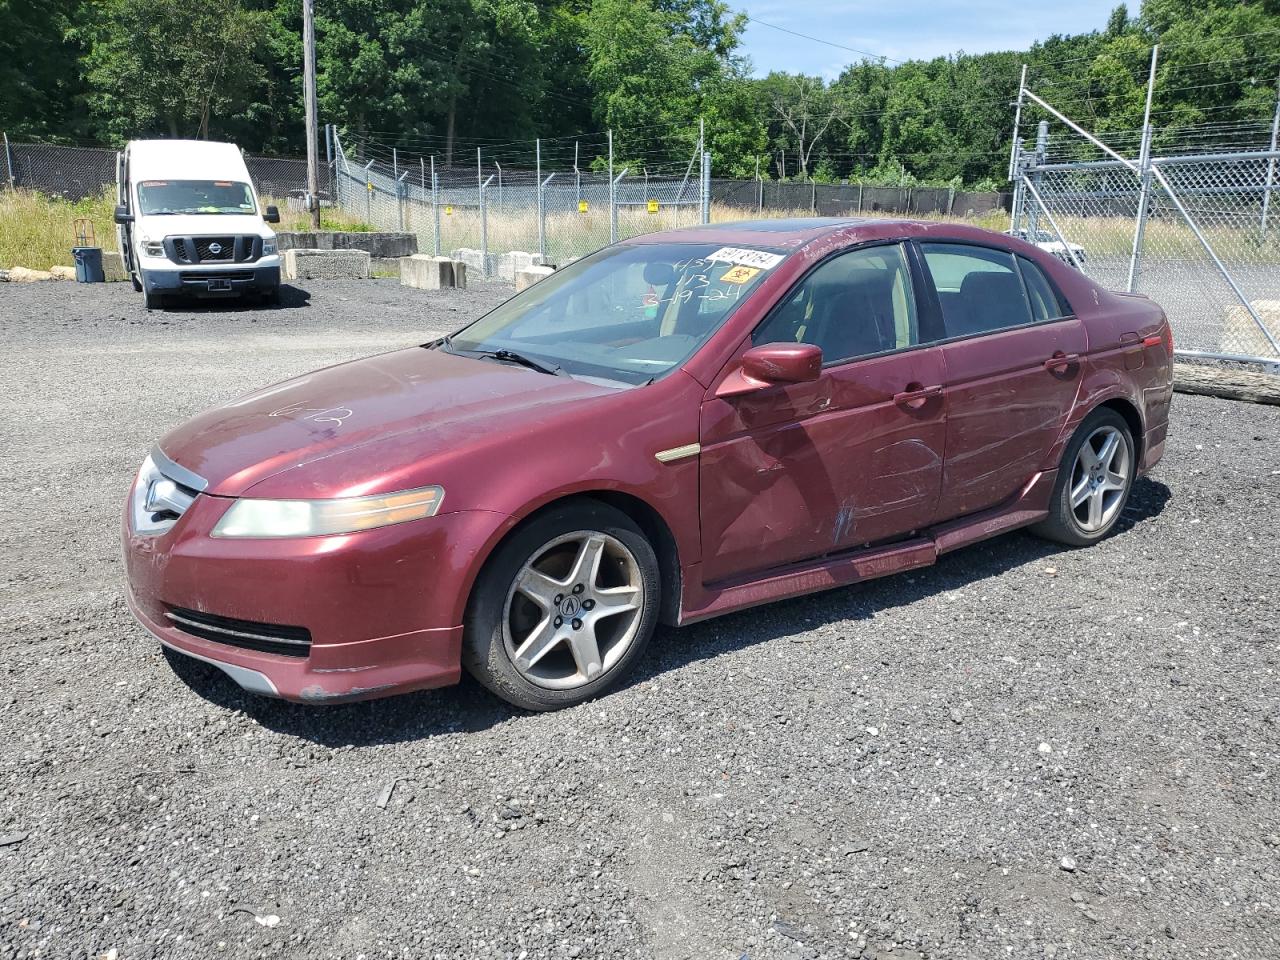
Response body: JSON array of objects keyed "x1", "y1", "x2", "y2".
[
  {"x1": 1031, "y1": 408, "x2": 1135, "y2": 547},
  {"x1": 462, "y1": 501, "x2": 660, "y2": 711},
  {"x1": 143, "y1": 289, "x2": 163, "y2": 309}
]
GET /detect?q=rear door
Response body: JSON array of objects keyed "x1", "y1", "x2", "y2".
[
  {"x1": 916, "y1": 242, "x2": 1086, "y2": 521},
  {"x1": 697, "y1": 242, "x2": 948, "y2": 583}
]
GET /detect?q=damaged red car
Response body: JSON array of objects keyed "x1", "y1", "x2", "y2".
[{"x1": 123, "y1": 219, "x2": 1173, "y2": 710}]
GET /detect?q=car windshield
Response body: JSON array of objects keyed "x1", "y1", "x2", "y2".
[
  {"x1": 137, "y1": 180, "x2": 257, "y2": 215},
  {"x1": 444, "y1": 242, "x2": 783, "y2": 385}
]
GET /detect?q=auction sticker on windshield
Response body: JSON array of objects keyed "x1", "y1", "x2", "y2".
[
  {"x1": 706, "y1": 247, "x2": 785, "y2": 270},
  {"x1": 719, "y1": 265, "x2": 761, "y2": 285}
]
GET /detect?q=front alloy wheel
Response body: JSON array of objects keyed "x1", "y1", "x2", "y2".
[
  {"x1": 504, "y1": 531, "x2": 644, "y2": 689},
  {"x1": 463, "y1": 501, "x2": 660, "y2": 711}
]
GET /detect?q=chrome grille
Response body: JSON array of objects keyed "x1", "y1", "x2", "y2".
[{"x1": 195, "y1": 237, "x2": 234, "y2": 261}]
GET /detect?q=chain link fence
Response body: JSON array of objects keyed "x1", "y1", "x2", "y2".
[
  {"x1": 335, "y1": 132, "x2": 710, "y2": 278},
  {"x1": 0, "y1": 138, "x2": 311, "y2": 202},
  {"x1": 1016, "y1": 147, "x2": 1280, "y2": 365}
]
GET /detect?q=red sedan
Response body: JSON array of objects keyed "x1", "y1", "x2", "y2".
[{"x1": 123, "y1": 219, "x2": 1173, "y2": 710}]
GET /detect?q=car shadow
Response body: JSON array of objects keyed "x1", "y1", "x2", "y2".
[
  {"x1": 167, "y1": 477, "x2": 1171, "y2": 747},
  {"x1": 157, "y1": 284, "x2": 311, "y2": 312}
]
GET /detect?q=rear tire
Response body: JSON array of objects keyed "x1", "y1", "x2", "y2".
[
  {"x1": 1031, "y1": 407, "x2": 1135, "y2": 547},
  {"x1": 462, "y1": 501, "x2": 660, "y2": 711}
]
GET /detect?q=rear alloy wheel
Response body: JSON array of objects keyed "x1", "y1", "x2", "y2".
[
  {"x1": 1032, "y1": 408, "x2": 1135, "y2": 547},
  {"x1": 463, "y1": 502, "x2": 659, "y2": 710}
]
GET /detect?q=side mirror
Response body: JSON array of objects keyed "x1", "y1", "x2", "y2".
[
  {"x1": 113, "y1": 204, "x2": 133, "y2": 224},
  {"x1": 716, "y1": 342, "x2": 823, "y2": 398},
  {"x1": 264, "y1": 204, "x2": 280, "y2": 224}
]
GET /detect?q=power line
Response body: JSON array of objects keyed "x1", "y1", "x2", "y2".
[{"x1": 740, "y1": 14, "x2": 903, "y2": 64}]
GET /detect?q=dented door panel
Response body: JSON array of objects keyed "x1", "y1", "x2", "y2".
[
  {"x1": 698, "y1": 346, "x2": 947, "y2": 583},
  {"x1": 936, "y1": 319, "x2": 1087, "y2": 520}
]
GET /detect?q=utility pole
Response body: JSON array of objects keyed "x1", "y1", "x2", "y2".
[{"x1": 302, "y1": 0, "x2": 321, "y2": 229}]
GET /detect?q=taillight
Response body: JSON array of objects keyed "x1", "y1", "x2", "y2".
[{"x1": 1142, "y1": 321, "x2": 1173, "y2": 358}]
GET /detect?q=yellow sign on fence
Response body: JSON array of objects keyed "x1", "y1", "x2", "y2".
[
  {"x1": 647, "y1": 199, "x2": 659, "y2": 214},
  {"x1": 578, "y1": 200, "x2": 589, "y2": 214},
  {"x1": 445, "y1": 205, "x2": 453, "y2": 216}
]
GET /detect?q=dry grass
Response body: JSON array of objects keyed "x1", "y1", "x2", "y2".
[
  {"x1": 0, "y1": 191, "x2": 374, "y2": 271},
  {"x1": 9, "y1": 187, "x2": 1275, "y2": 274},
  {"x1": 0, "y1": 189, "x2": 118, "y2": 271}
]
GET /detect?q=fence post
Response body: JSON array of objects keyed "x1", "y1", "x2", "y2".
[
  {"x1": 574, "y1": 141, "x2": 581, "y2": 209},
  {"x1": 324, "y1": 124, "x2": 333, "y2": 203},
  {"x1": 1261, "y1": 72, "x2": 1279, "y2": 239},
  {"x1": 701, "y1": 150, "x2": 711, "y2": 225},
  {"x1": 1027, "y1": 120, "x2": 1048, "y2": 238},
  {"x1": 1126, "y1": 46, "x2": 1159, "y2": 292},
  {"x1": 480, "y1": 173, "x2": 494, "y2": 277},
  {"x1": 756, "y1": 156, "x2": 762, "y2": 213},
  {"x1": 431, "y1": 156, "x2": 441, "y2": 257},
  {"x1": 608, "y1": 130, "x2": 616, "y2": 244},
  {"x1": 2, "y1": 132, "x2": 13, "y2": 189},
  {"x1": 538, "y1": 174, "x2": 556, "y2": 265},
  {"x1": 397, "y1": 170, "x2": 408, "y2": 232},
  {"x1": 364, "y1": 159, "x2": 373, "y2": 225}
]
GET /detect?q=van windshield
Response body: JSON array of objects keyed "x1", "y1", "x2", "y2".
[{"x1": 137, "y1": 180, "x2": 257, "y2": 216}]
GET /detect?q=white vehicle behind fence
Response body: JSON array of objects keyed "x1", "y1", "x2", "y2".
[
  {"x1": 1005, "y1": 228, "x2": 1088, "y2": 268},
  {"x1": 114, "y1": 140, "x2": 282, "y2": 308}
]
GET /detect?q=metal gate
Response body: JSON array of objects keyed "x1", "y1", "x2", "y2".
[{"x1": 1009, "y1": 51, "x2": 1280, "y2": 368}]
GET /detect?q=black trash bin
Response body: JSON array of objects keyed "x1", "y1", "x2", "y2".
[{"x1": 72, "y1": 246, "x2": 105, "y2": 283}]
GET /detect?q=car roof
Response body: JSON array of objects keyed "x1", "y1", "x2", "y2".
[
  {"x1": 626, "y1": 217, "x2": 1014, "y2": 252},
  {"x1": 127, "y1": 139, "x2": 252, "y2": 183}
]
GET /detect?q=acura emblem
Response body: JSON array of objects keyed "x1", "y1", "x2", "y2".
[{"x1": 208, "y1": 242, "x2": 223, "y2": 255}]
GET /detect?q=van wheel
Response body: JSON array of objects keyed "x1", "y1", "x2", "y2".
[
  {"x1": 144, "y1": 290, "x2": 163, "y2": 309},
  {"x1": 1031, "y1": 408, "x2": 1135, "y2": 547},
  {"x1": 462, "y1": 501, "x2": 660, "y2": 711},
  {"x1": 130, "y1": 274, "x2": 143, "y2": 293}
]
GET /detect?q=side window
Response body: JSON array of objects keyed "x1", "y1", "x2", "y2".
[
  {"x1": 752, "y1": 244, "x2": 919, "y2": 364},
  {"x1": 1018, "y1": 256, "x2": 1071, "y2": 322},
  {"x1": 920, "y1": 243, "x2": 1033, "y2": 339}
]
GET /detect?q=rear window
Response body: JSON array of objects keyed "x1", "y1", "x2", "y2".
[{"x1": 1018, "y1": 256, "x2": 1072, "y2": 321}]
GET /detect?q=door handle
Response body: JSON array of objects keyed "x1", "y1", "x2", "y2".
[
  {"x1": 1043, "y1": 352, "x2": 1080, "y2": 372},
  {"x1": 893, "y1": 384, "x2": 942, "y2": 410}
]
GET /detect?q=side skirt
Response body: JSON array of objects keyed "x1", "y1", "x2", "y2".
[{"x1": 678, "y1": 471, "x2": 1056, "y2": 625}]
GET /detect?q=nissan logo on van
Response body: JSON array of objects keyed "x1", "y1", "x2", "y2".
[{"x1": 208, "y1": 242, "x2": 223, "y2": 255}]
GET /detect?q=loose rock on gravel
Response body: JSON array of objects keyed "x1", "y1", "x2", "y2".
[{"x1": 2, "y1": 279, "x2": 1278, "y2": 959}]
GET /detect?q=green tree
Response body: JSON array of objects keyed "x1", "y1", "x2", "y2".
[{"x1": 80, "y1": 0, "x2": 267, "y2": 141}]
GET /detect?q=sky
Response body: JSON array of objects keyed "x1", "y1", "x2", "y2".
[{"x1": 739, "y1": 0, "x2": 1123, "y2": 77}]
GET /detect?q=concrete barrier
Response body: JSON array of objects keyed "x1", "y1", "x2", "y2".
[
  {"x1": 282, "y1": 248, "x2": 371, "y2": 281},
  {"x1": 1222, "y1": 301, "x2": 1280, "y2": 359},
  {"x1": 450, "y1": 248, "x2": 493, "y2": 279},
  {"x1": 514, "y1": 265, "x2": 555, "y2": 291},
  {"x1": 276, "y1": 232, "x2": 418, "y2": 258},
  {"x1": 497, "y1": 251, "x2": 537, "y2": 282},
  {"x1": 401, "y1": 255, "x2": 455, "y2": 290},
  {"x1": 101, "y1": 251, "x2": 128, "y2": 282}
]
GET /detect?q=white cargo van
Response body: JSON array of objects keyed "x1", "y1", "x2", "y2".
[{"x1": 114, "y1": 140, "x2": 282, "y2": 307}]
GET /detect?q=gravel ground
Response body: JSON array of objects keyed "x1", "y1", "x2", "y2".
[{"x1": 2, "y1": 278, "x2": 1278, "y2": 960}]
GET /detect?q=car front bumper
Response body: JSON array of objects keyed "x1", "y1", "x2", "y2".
[{"x1": 123, "y1": 492, "x2": 506, "y2": 703}]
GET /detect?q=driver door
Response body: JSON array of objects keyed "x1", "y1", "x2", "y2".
[{"x1": 697, "y1": 243, "x2": 947, "y2": 583}]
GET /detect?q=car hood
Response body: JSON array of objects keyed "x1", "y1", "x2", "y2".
[
  {"x1": 135, "y1": 213, "x2": 270, "y2": 239},
  {"x1": 158, "y1": 347, "x2": 617, "y2": 497}
]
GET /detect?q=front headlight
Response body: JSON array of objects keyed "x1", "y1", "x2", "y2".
[
  {"x1": 142, "y1": 240, "x2": 164, "y2": 257},
  {"x1": 211, "y1": 485, "x2": 444, "y2": 538},
  {"x1": 262, "y1": 240, "x2": 277, "y2": 255}
]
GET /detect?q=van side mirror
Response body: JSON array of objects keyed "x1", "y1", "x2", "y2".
[
  {"x1": 716, "y1": 342, "x2": 823, "y2": 398},
  {"x1": 264, "y1": 205, "x2": 280, "y2": 224},
  {"x1": 113, "y1": 204, "x2": 133, "y2": 224}
]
